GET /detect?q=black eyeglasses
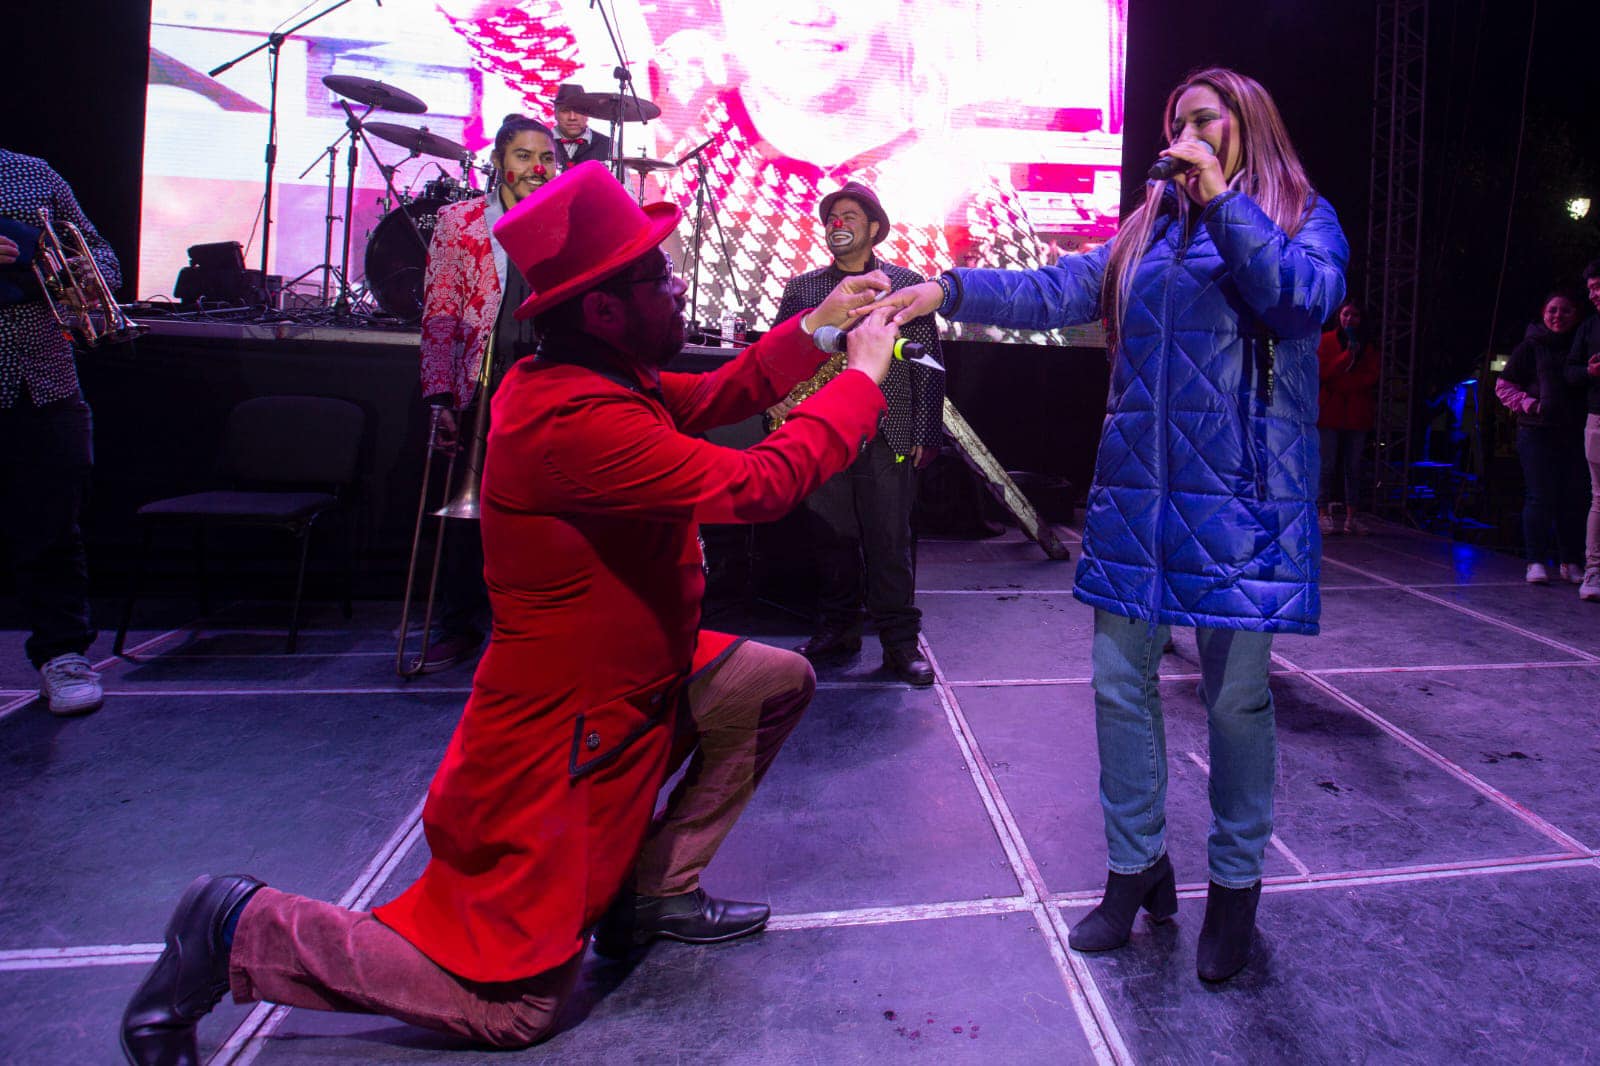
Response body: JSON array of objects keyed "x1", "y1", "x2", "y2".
[{"x1": 607, "y1": 254, "x2": 675, "y2": 291}]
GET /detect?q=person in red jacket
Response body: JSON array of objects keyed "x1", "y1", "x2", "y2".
[
  {"x1": 1317, "y1": 299, "x2": 1380, "y2": 535},
  {"x1": 120, "y1": 162, "x2": 900, "y2": 1063}
]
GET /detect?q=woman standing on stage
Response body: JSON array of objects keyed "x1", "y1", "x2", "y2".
[
  {"x1": 882, "y1": 68, "x2": 1348, "y2": 981},
  {"x1": 1317, "y1": 299, "x2": 1380, "y2": 536},
  {"x1": 1495, "y1": 289, "x2": 1588, "y2": 586}
]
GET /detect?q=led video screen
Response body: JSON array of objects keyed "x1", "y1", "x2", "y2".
[{"x1": 143, "y1": 1, "x2": 1127, "y2": 342}]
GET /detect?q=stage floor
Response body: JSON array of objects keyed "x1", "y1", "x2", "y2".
[{"x1": 2, "y1": 522, "x2": 1598, "y2": 1063}]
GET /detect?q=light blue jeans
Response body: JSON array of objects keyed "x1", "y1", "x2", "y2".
[{"x1": 1090, "y1": 609, "x2": 1277, "y2": 888}]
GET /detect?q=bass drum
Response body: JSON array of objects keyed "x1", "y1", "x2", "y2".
[{"x1": 364, "y1": 195, "x2": 453, "y2": 323}]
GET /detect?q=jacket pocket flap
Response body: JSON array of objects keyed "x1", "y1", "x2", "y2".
[{"x1": 568, "y1": 677, "x2": 680, "y2": 781}]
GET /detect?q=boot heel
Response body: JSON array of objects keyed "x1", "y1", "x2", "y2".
[
  {"x1": 1143, "y1": 863, "x2": 1178, "y2": 922},
  {"x1": 1068, "y1": 853, "x2": 1176, "y2": 952}
]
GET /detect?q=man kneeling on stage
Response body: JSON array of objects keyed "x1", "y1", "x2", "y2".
[{"x1": 120, "y1": 161, "x2": 898, "y2": 1062}]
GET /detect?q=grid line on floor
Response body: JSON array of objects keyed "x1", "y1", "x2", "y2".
[
  {"x1": 211, "y1": 799, "x2": 429, "y2": 1066},
  {"x1": 10, "y1": 850, "x2": 1597, "y2": 977},
  {"x1": 921, "y1": 636, "x2": 1130, "y2": 1066},
  {"x1": 0, "y1": 623, "x2": 196, "y2": 723},
  {"x1": 1321, "y1": 556, "x2": 1599, "y2": 663},
  {"x1": 1268, "y1": 649, "x2": 1593, "y2": 856}
]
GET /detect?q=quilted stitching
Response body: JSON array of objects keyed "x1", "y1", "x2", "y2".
[{"x1": 953, "y1": 192, "x2": 1349, "y2": 634}]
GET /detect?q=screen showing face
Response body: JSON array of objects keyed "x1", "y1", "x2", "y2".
[{"x1": 143, "y1": 0, "x2": 1126, "y2": 343}]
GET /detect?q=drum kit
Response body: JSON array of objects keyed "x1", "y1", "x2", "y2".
[{"x1": 293, "y1": 75, "x2": 678, "y2": 324}]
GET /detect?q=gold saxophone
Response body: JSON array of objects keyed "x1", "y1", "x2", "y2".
[{"x1": 768, "y1": 352, "x2": 846, "y2": 429}]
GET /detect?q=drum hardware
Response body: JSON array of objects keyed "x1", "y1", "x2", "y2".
[
  {"x1": 332, "y1": 99, "x2": 437, "y2": 316},
  {"x1": 280, "y1": 73, "x2": 439, "y2": 315},
  {"x1": 570, "y1": 91, "x2": 662, "y2": 124},
  {"x1": 617, "y1": 156, "x2": 677, "y2": 205},
  {"x1": 421, "y1": 173, "x2": 474, "y2": 203},
  {"x1": 208, "y1": 0, "x2": 384, "y2": 280},
  {"x1": 284, "y1": 119, "x2": 359, "y2": 307},
  {"x1": 395, "y1": 335, "x2": 497, "y2": 678},
  {"x1": 363, "y1": 122, "x2": 472, "y2": 163},
  {"x1": 581, "y1": 2, "x2": 660, "y2": 182},
  {"x1": 320, "y1": 74, "x2": 426, "y2": 114},
  {"x1": 363, "y1": 195, "x2": 452, "y2": 321}
]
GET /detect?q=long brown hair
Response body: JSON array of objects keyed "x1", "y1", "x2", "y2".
[{"x1": 1102, "y1": 68, "x2": 1314, "y2": 353}]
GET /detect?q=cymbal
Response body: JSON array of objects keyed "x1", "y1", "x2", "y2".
[
  {"x1": 364, "y1": 122, "x2": 469, "y2": 162},
  {"x1": 571, "y1": 92, "x2": 661, "y2": 123},
  {"x1": 322, "y1": 75, "x2": 427, "y2": 115},
  {"x1": 618, "y1": 156, "x2": 677, "y2": 173}
]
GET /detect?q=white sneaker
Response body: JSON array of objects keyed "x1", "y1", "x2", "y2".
[
  {"x1": 1318, "y1": 511, "x2": 1338, "y2": 536},
  {"x1": 1343, "y1": 511, "x2": 1370, "y2": 536},
  {"x1": 1525, "y1": 562, "x2": 1550, "y2": 585},
  {"x1": 1581, "y1": 570, "x2": 1600, "y2": 602},
  {"x1": 1558, "y1": 563, "x2": 1585, "y2": 585},
  {"x1": 38, "y1": 653, "x2": 103, "y2": 716}
]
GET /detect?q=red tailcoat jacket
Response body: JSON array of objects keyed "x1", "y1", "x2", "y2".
[{"x1": 376, "y1": 317, "x2": 886, "y2": 981}]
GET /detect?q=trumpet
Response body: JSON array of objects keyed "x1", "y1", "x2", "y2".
[
  {"x1": 394, "y1": 334, "x2": 495, "y2": 677},
  {"x1": 31, "y1": 207, "x2": 146, "y2": 347}
]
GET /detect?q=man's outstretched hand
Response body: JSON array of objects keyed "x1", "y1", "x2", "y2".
[
  {"x1": 802, "y1": 270, "x2": 891, "y2": 334},
  {"x1": 875, "y1": 280, "x2": 943, "y2": 328}
]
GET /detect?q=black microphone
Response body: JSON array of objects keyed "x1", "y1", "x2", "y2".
[{"x1": 1147, "y1": 140, "x2": 1214, "y2": 181}]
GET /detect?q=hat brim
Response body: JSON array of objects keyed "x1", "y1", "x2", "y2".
[{"x1": 513, "y1": 201, "x2": 683, "y2": 321}]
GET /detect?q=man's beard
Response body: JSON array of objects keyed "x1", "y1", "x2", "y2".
[{"x1": 621, "y1": 305, "x2": 684, "y2": 369}]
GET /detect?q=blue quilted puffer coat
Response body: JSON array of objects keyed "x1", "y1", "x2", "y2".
[{"x1": 950, "y1": 188, "x2": 1348, "y2": 634}]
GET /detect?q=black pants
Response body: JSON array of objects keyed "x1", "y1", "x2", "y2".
[
  {"x1": 804, "y1": 435, "x2": 920, "y2": 647},
  {"x1": 0, "y1": 393, "x2": 95, "y2": 667},
  {"x1": 1517, "y1": 423, "x2": 1587, "y2": 566}
]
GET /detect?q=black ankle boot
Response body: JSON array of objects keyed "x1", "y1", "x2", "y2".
[
  {"x1": 1196, "y1": 880, "x2": 1261, "y2": 982},
  {"x1": 1068, "y1": 853, "x2": 1177, "y2": 952},
  {"x1": 121, "y1": 874, "x2": 264, "y2": 1066}
]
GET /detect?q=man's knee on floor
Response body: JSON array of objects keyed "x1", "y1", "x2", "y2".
[{"x1": 469, "y1": 1001, "x2": 559, "y2": 1049}]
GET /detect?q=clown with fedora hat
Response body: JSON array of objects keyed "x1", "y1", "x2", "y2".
[
  {"x1": 773, "y1": 177, "x2": 946, "y2": 688},
  {"x1": 120, "y1": 161, "x2": 907, "y2": 1060}
]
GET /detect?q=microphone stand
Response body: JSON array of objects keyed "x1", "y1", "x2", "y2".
[
  {"x1": 681, "y1": 149, "x2": 745, "y2": 342},
  {"x1": 588, "y1": 0, "x2": 648, "y2": 181},
  {"x1": 209, "y1": 0, "x2": 362, "y2": 280},
  {"x1": 676, "y1": 134, "x2": 718, "y2": 334}
]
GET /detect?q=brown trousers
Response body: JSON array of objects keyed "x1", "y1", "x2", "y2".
[{"x1": 228, "y1": 640, "x2": 813, "y2": 1048}]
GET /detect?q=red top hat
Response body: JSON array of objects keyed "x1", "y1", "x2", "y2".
[{"x1": 493, "y1": 161, "x2": 682, "y2": 321}]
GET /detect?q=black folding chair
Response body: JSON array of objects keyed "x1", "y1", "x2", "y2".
[{"x1": 115, "y1": 395, "x2": 366, "y2": 654}]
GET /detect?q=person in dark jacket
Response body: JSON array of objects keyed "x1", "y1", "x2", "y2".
[
  {"x1": 1495, "y1": 290, "x2": 1587, "y2": 586},
  {"x1": 0, "y1": 149, "x2": 119, "y2": 717},
  {"x1": 880, "y1": 68, "x2": 1348, "y2": 982},
  {"x1": 552, "y1": 83, "x2": 614, "y2": 170},
  {"x1": 1317, "y1": 300, "x2": 1380, "y2": 535},
  {"x1": 772, "y1": 182, "x2": 945, "y2": 687},
  {"x1": 1568, "y1": 260, "x2": 1600, "y2": 602}
]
